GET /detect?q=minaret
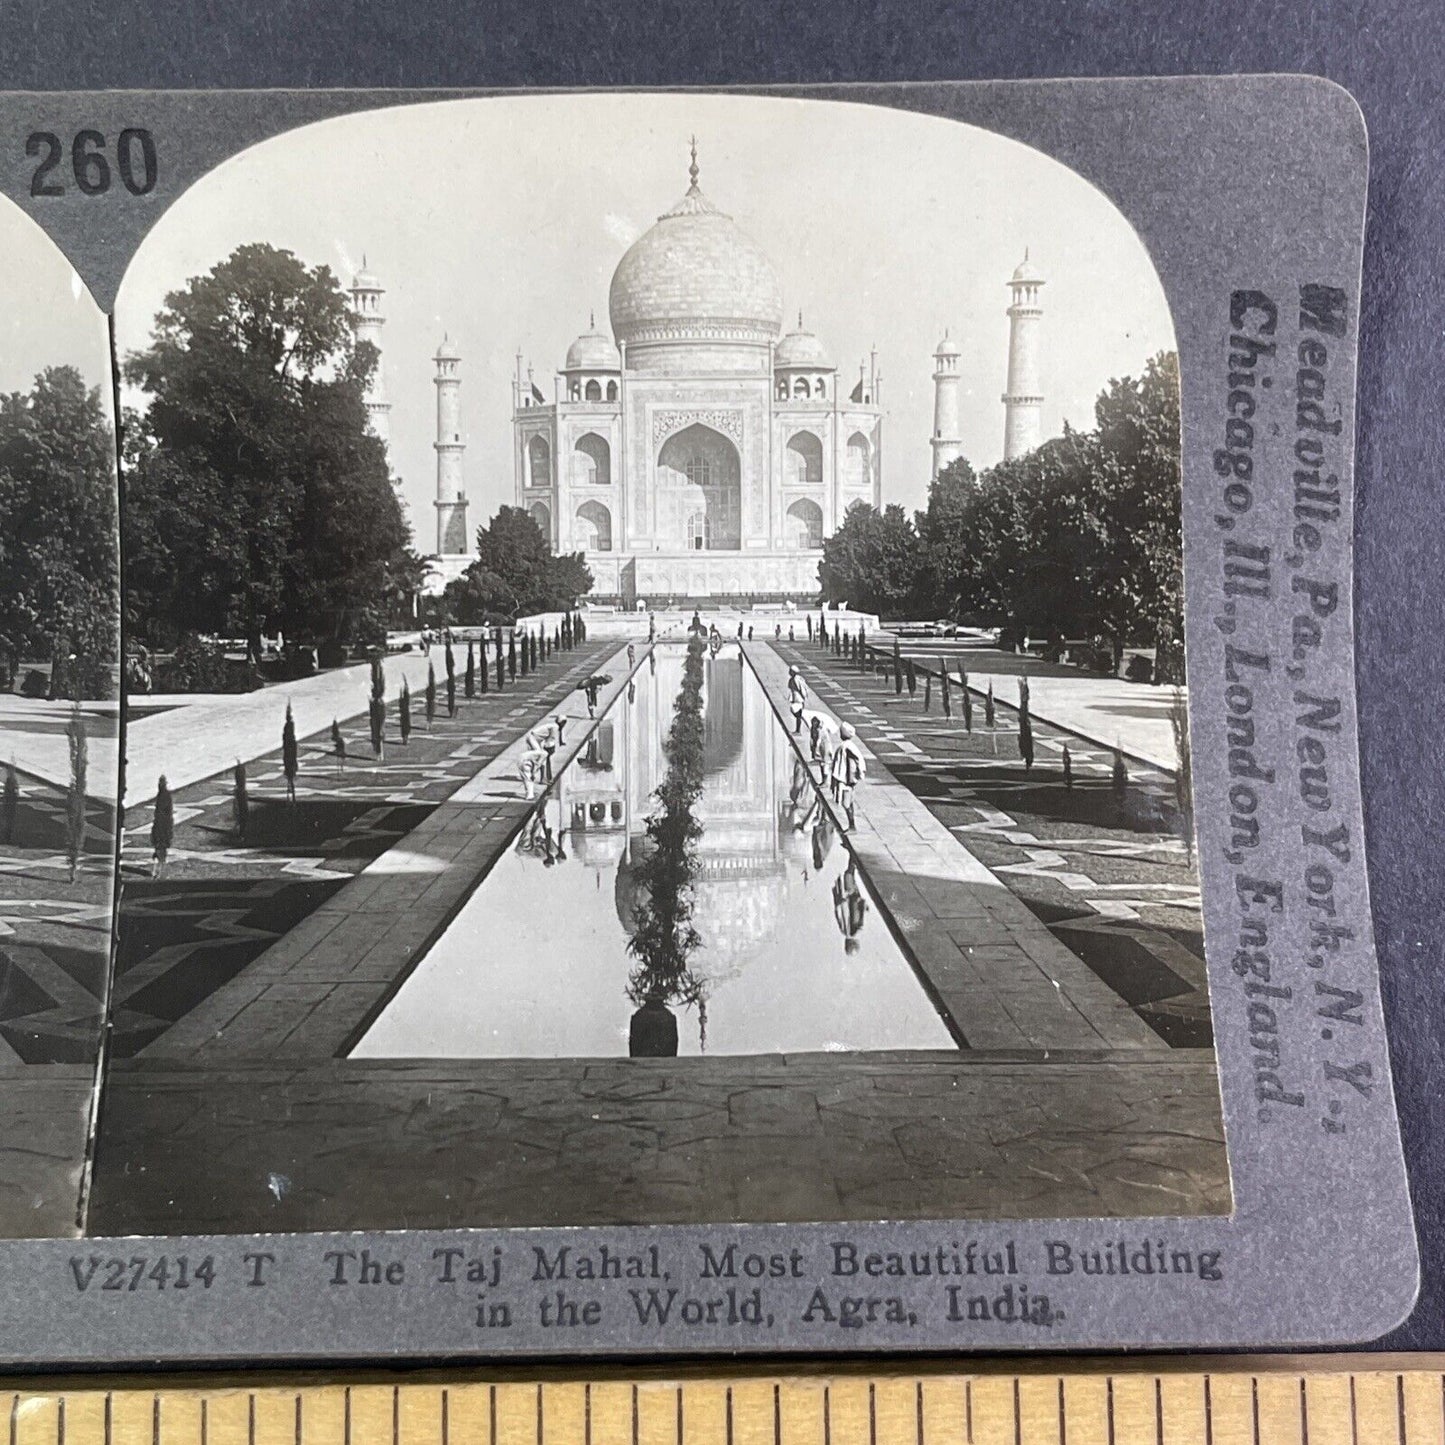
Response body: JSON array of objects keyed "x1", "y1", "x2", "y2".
[
  {"x1": 930, "y1": 330, "x2": 963, "y2": 479},
  {"x1": 433, "y1": 336, "x2": 467, "y2": 555},
  {"x1": 349, "y1": 257, "x2": 390, "y2": 445},
  {"x1": 1003, "y1": 251, "x2": 1045, "y2": 460}
]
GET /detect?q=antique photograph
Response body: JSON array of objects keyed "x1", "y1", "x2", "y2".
[
  {"x1": 58, "y1": 91, "x2": 1224, "y2": 1235},
  {"x1": 0, "y1": 201, "x2": 118, "y2": 1236}
]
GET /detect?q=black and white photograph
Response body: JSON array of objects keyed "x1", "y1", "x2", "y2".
[
  {"x1": 28, "y1": 91, "x2": 1228, "y2": 1237},
  {"x1": 0, "y1": 202, "x2": 118, "y2": 1237}
]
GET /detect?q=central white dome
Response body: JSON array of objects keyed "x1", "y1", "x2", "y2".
[{"x1": 608, "y1": 150, "x2": 783, "y2": 356}]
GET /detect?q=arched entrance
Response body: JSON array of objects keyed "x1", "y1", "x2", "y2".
[
  {"x1": 655, "y1": 423, "x2": 742, "y2": 550},
  {"x1": 575, "y1": 499, "x2": 613, "y2": 552},
  {"x1": 786, "y1": 498, "x2": 824, "y2": 549}
]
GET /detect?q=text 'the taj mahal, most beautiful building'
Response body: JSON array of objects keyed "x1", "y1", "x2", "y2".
[{"x1": 511, "y1": 144, "x2": 884, "y2": 605}]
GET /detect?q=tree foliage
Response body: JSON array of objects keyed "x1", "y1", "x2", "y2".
[
  {"x1": 442, "y1": 506, "x2": 592, "y2": 622},
  {"x1": 0, "y1": 367, "x2": 118, "y2": 696},
  {"x1": 821, "y1": 352, "x2": 1183, "y2": 670},
  {"x1": 124, "y1": 243, "x2": 412, "y2": 654},
  {"x1": 818, "y1": 502, "x2": 925, "y2": 617}
]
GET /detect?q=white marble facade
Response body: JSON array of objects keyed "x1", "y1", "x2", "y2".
[{"x1": 513, "y1": 146, "x2": 883, "y2": 603}]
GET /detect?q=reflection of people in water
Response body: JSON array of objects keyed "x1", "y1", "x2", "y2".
[
  {"x1": 627, "y1": 643, "x2": 636, "y2": 670},
  {"x1": 519, "y1": 725, "x2": 550, "y2": 797},
  {"x1": 627, "y1": 680, "x2": 636, "y2": 704},
  {"x1": 832, "y1": 858, "x2": 867, "y2": 954},
  {"x1": 787, "y1": 665, "x2": 809, "y2": 733},
  {"x1": 690, "y1": 610, "x2": 704, "y2": 635}
]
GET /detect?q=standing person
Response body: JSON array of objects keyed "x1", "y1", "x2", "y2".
[
  {"x1": 747, "y1": 625, "x2": 754, "y2": 642},
  {"x1": 627, "y1": 642, "x2": 636, "y2": 671},
  {"x1": 736, "y1": 621, "x2": 744, "y2": 640},
  {"x1": 788, "y1": 625, "x2": 795, "y2": 642},
  {"x1": 786, "y1": 665, "x2": 809, "y2": 733},
  {"x1": 519, "y1": 727, "x2": 549, "y2": 798},
  {"x1": 803, "y1": 709, "x2": 839, "y2": 778},
  {"x1": 807, "y1": 615, "x2": 814, "y2": 643},
  {"x1": 580, "y1": 675, "x2": 607, "y2": 717},
  {"x1": 775, "y1": 623, "x2": 782, "y2": 641},
  {"x1": 830, "y1": 722, "x2": 866, "y2": 830},
  {"x1": 648, "y1": 613, "x2": 656, "y2": 644}
]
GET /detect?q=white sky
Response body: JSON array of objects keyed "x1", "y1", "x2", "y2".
[
  {"x1": 0, "y1": 203, "x2": 108, "y2": 399},
  {"x1": 52, "y1": 92, "x2": 1173, "y2": 543}
]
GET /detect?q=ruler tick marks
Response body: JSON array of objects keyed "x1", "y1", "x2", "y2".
[
  {"x1": 868, "y1": 1384, "x2": 876, "y2": 1445},
  {"x1": 1395, "y1": 1375, "x2": 1405, "y2": 1445},
  {"x1": 1251, "y1": 1378, "x2": 1260, "y2": 1445},
  {"x1": 152, "y1": 1395, "x2": 159, "y2": 1445},
  {"x1": 675, "y1": 1387, "x2": 682, "y2": 1445},
  {"x1": 10, "y1": 1392, "x2": 18, "y2": 1445},
  {"x1": 1301, "y1": 1378, "x2": 1310, "y2": 1445},
  {"x1": 725, "y1": 1388, "x2": 733, "y2": 1445},
  {"x1": 1350, "y1": 1375, "x2": 1358, "y2": 1445},
  {"x1": 584, "y1": 1384, "x2": 591, "y2": 1445},
  {"x1": 200, "y1": 1398, "x2": 207, "y2": 1445},
  {"x1": 1011, "y1": 1379, "x2": 1020, "y2": 1445},
  {"x1": 915, "y1": 1381, "x2": 924, "y2": 1445},
  {"x1": 1154, "y1": 1379, "x2": 1163, "y2": 1445},
  {"x1": 1203, "y1": 1376, "x2": 1213, "y2": 1445},
  {"x1": 536, "y1": 1384, "x2": 542, "y2": 1445},
  {"x1": 773, "y1": 1385, "x2": 780, "y2": 1445},
  {"x1": 631, "y1": 1386, "x2": 638, "y2": 1445},
  {"x1": 1106, "y1": 1378, "x2": 1115, "y2": 1445},
  {"x1": 965, "y1": 1380, "x2": 973, "y2": 1444},
  {"x1": 57, "y1": 1396, "x2": 65, "y2": 1445},
  {"x1": 1058, "y1": 1379, "x2": 1067, "y2": 1445},
  {"x1": 393, "y1": 1387, "x2": 400, "y2": 1445},
  {"x1": 248, "y1": 1395, "x2": 255, "y2": 1445},
  {"x1": 295, "y1": 1395, "x2": 302, "y2": 1445},
  {"x1": 489, "y1": 1387, "x2": 496, "y2": 1445},
  {"x1": 822, "y1": 1387, "x2": 830, "y2": 1445},
  {"x1": 344, "y1": 1389, "x2": 352, "y2": 1445}
]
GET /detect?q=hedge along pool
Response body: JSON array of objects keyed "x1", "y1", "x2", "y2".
[{"x1": 351, "y1": 642, "x2": 958, "y2": 1059}]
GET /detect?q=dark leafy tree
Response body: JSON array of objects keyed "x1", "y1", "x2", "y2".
[
  {"x1": 0, "y1": 368, "x2": 118, "y2": 697},
  {"x1": 124, "y1": 244, "x2": 409, "y2": 657},
  {"x1": 444, "y1": 507, "x2": 592, "y2": 623},
  {"x1": 151, "y1": 775, "x2": 174, "y2": 876},
  {"x1": 819, "y1": 502, "x2": 925, "y2": 617}
]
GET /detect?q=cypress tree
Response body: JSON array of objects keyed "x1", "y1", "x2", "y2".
[
  {"x1": 495, "y1": 631, "x2": 505, "y2": 689},
  {"x1": 923, "y1": 673, "x2": 932, "y2": 712},
  {"x1": 1017, "y1": 677, "x2": 1034, "y2": 771},
  {"x1": 893, "y1": 637, "x2": 902, "y2": 694},
  {"x1": 399, "y1": 678, "x2": 412, "y2": 744},
  {"x1": 66, "y1": 703, "x2": 87, "y2": 881},
  {"x1": 1062, "y1": 744, "x2": 1073, "y2": 790},
  {"x1": 985, "y1": 681, "x2": 996, "y2": 729},
  {"x1": 479, "y1": 645, "x2": 489, "y2": 693},
  {"x1": 282, "y1": 703, "x2": 299, "y2": 802},
  {"x1": 331, "y1": 719, "x2": 346, "y2": 770},
  {"x1": 508, "y1": 635, "x2": 517, "y2": 681},
  {"x1": 151, "y1": 775, "x2": 174, "y2": 876},
  {"x1": 425, "y1": 664, "x2": 437, "y2": 726},
  {"x1": 519, "y1": 632, "x2": 530, "y2": 678},
  {"x1": 1, "y1": 761, "x2": 16, "y2": 844},
  {"x1": 465, "y1": 642, "x2": 476, "y2": 699},
  {"x1": 906, "y1": 659, "x2": 916, "y2": 697},
  {"x1": 232, "y1": 759, "x2": 248, "y2": 842},
  {"x1": 939, "y1": 659, "x2": 951, "y2": 719},
  {"x1": 445, "y1": 640, "x2": 457, "y2": 715},
  {"x1": 960, "y1": 667, "x2": 973, "y2": 733},
  {"x1": 1112, "y1": 745, "x2": 1129, "y2": 816}
]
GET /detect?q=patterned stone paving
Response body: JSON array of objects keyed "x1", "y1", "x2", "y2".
[
  {"x1": 779, "y1": 639, "x2": 1211, "y2": 1046},
  {"x1": 110, "y1": 641, "x2": 620, "y2": 1059}
]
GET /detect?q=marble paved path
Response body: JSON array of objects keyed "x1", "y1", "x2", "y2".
[
  {"x1": 140, "y1": 643, "x2": 647, "y2": 1061},
  {"x1": 743, "y1": 643, "x2": 1159, "y2": 1053}
]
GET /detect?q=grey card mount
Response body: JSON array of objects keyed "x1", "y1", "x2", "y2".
[{"x1": 0, "y1": 76, "x2": 1415, "y2": 1362}]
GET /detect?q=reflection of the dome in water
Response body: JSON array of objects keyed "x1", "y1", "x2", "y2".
[{"x1": 352, "y1": 646, "x2": 956, "y2": 1060}]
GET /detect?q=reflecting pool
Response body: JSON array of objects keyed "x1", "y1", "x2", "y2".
[{"x1": 352, "y1": 645, "x2": 958, "y2": 1059}]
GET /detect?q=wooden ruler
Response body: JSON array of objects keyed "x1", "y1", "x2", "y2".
[{"x1": 7, "y1": 1361, "x2": 1445, "y2": 1445}]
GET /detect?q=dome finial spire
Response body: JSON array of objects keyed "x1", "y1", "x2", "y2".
[
  {"x1": 589, "y1": 309, "x2": 595, "y2": 328},
  {"x1": 688, "y1": 135, "x2": 699, "y2": 190}
]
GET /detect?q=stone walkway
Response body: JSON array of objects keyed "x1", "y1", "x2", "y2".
[
  {"x1": 778, "y1": 637, "x2": 1211, "y2": 1048},
  {"x1": 89, "y1": 1050, "x2": 1228, "y2": 1233},
  {"x1": 86, "y1": 638, "x2": 1229, "y2": 1236},
  {"x1": 742, "y1": 643, "x2": 1159, "y2": 1053},
  {"x1": 137, "y1": 643, "x2": 644, "y2": 1061}
]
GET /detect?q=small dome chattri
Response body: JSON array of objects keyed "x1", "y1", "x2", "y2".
[
  {"x1": 434, "y1": 334, "x2": 461, "y2": 362},
  {"x1": 934, "y1": 331, "x2": 961, "y2": 358},
  {"x1": 775, "y1": 317, "x2": 834, "y2": 371},
  {"x1": 1011, "y1": 249, "x2": 1043, "y2": 284},
  {"x1": 565, "y1": 316, "x2": 622, "y2": 372}
]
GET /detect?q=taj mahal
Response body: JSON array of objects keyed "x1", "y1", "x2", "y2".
[{"x1": 351, "y1": 143, "x2": 1047, "y2": 603}]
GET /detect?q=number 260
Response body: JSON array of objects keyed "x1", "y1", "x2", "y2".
[{"x1": 27, "y1": 129, "x2": 157, "y2": 197}]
